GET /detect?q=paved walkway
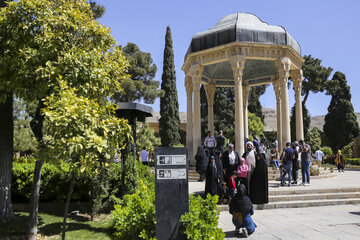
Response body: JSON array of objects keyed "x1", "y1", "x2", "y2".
[
  {"x1": 189, "y1": 170, "x2": 360, "y2": 239},
  {"x1": 219, "y1": 204, "x2": 360, "y2": 240}
]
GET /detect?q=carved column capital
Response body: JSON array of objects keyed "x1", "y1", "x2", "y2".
[
  {"x1": 190, "y1": 64, "x2": 203, "y2": 83},
  {"x1": 185, "y1": 75, "x2": 193, "y2": 97},
  {"x1": 272, "y1": 79, "x2": 281, "y2": 100},
  {"x1": 204, "y1": 84, "x2": 216, "y2": 106},
  {"x1": 243, "y1": 85, "x2": 250, "y2": 104},
  {"x1": 291, "y1": 69, "x2": 303, "y2": 95},
  {"x1": 230, "y1": 55, "x2": 246, "y2": 84},
  {"x1": 190, "y1": 64, "x2": 203, "y2": 91},
  {"x1": 277, "y1": 57, "x2": 291, "y2": 85}
]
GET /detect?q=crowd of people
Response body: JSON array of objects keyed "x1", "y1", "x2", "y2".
[
  {"x1": 195, "y1": 130, "x2": 341, "y2": 237},
  {"x1": 196, "y1": 130, "x2": 270, "y2": 237}
]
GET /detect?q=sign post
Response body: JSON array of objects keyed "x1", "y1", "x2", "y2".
[{"x1": 155, "y1": 147, "x2": 189, "y2": 240}]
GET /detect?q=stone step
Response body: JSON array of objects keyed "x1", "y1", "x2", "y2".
[
  {"x1": 220, "y1": 198, "x2": 360, "y2": 211},
  {"x1": 269, "y1": 192, "x2": 360, "y2": 202},
  {"x1": 188, "y1": 174, "x2": 337, "y2": 181},
  {"x1": 269, "y1": 187, "x2": 360, "y2": 196}
]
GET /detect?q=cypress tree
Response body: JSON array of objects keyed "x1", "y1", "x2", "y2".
[
  {"x1": 323, "y1": 72, "x2": 359, "y2": 151},
  {"x1": 159, "y1": 26, "x2": 180, "y2": 146},
  {"x1": 248, "y1": 85, "x2": 266, "y2": 123}
]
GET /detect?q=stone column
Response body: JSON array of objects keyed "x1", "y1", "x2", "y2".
[
  {"x1": 205, "y1": 84, "x2": 216, "y2": 135},
  {"x1": 185, "y1": 75, "x2": 194, "y2": 164},
  {"x1": 190, "y1": 64, "x2": 203, "y2": 160},
  {"x1": 272, "y1": 79, "x2": 282, "y2": 150},
  {"x1": 277, "y1": 58, "x2": 291, "y2": 145},
  {"x1": 243, "y1": 85, "x2": 250, "y2": 139},
  {"x1": 292, "y1": 69, "x2": 304, "y2": 141},
  {"x1": 230, "y1": 55, "x2": 246, "y2": 155}
]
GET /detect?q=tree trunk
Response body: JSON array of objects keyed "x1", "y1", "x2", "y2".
[
  {"x1": 302, "y1": 90, "x2": 310, "y2": 105},
  {"x1": 27, "y1": 100, "x2": 45, "y2": 239},
  {"x1": 0, "y1": 92, "x2": 14, "y2": 222},
  {"x1": 27, "y1": 160, "x2": 43, "y2": 240},
  {"x1": 62, "y1": 170, "x2": 76, "y2": 240}
]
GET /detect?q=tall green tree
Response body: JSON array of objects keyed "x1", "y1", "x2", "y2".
[
  {"x1": 323, "y1": 71, "x2": 359, "y2": 151},
  {"x1": 301, "y1": 55, "x2": 333, "y2": 105},
  {"x1": 307, "y1": 127, "x2": 322, "y2": 152},
  {"x1": 0, "y1": 0, "x2": 14, "y2": 222},
  {"x1": 248, "y1": 85, "x2": 266, "y2": 123},
  {"x1": 0, "y1": 0, "x2": 128, "y2": 235},
  {"x1": 42, "y1": 80, "x2": 131, "y2": 239},
  {"x1": 248, "y1": 112, "x2": 264, "y2": 139},
  {"x1": 200, "y1": 86, "x2": 264, "y2": 143},
  {"x1": 290, "y1": 102, "x2": 310, "y2": 142},
  {"x1": 88, "y1": 0, "x2": 105, "y2": 19},
  {"x1": 200, "y1": 86, "x2": 235, "y2": 140},
  {"x1": 159, "y1": 26, "x2": 180, "y2": 146},
  {"x1": 114, "y1": 42, "x2": 162, "y2": 104},
  {"x1": 136, "y1": 121, "x2": 161, "y2": 152}
]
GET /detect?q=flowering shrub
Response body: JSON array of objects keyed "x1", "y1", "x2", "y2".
[
  {"x1": 180, "y1": 194, "x2": 225, "y2": 240},
  {"x1": 111, "y1": 180, "x2": 156, "y2": 240}
]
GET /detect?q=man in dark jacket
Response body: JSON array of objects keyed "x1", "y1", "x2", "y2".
[
  {"x1": 280, "y1": 142, "x2": 295, "y2": 187},
  {"x1": 222, "y1": 143, "x2": 240, "y2": 183}
]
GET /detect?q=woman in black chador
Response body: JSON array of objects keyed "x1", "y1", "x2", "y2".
[
  {"x1": 249, "y1": 153, "x2": 268, "y2": 204},
  {"x1": 205, "y1": 155, "x2": 222, "y2": 196},
  {"x1": 195, "y1": 146, "x2": 208, "y2": 181}
]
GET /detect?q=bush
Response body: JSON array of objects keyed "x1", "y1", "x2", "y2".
[
  {"x1": 12, "y1": 162, "x2": 91, "y2": 202},
  {"x1": 342, "y1": 141, "x2": 355, "y2": 158},
  {"x1": 345, "y1": 158, "x2": 360, "y2": 166},
  {"x1": 12, "y1": 157, "x2": 154, "y2": 204},
  {"x1": 180, "y1": 194, "x2": 225, "y2": 240},
  {"x1": 13, "y1": 155, "x2": 36, "y2": 163},
  {"x1": 111, "y1": 180, "x2": 156, "y2": 240},
  {"x1": 321, "y1": 147, "x2": 333, "y2": 156}
]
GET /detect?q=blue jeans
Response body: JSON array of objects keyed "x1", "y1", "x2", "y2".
[
  {"x1": 232, "y1": 210, "x2": 256, "y2": 234},
  {"x1": 301, "y1": 161, "x2": 311, "y2": 184},
  {"x1": 230, "y1": 188, "x2": 236, "y2": 198},
  {"x1": 271, "y1": 160, "x2": 280, "y2": 168},
  {"x1": 281, "y1": 163, "x2": 292, "y2": 185}
]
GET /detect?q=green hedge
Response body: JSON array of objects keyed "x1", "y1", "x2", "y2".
[
  {"x1": 180, "y1": 195, "x2": 225, "y2": 240},
  {"x1": 12, "y1": 162, "x2": 123, "y2": 203},
  {"x1": 345, "y1": 158, "x2": 360, "y2": 166}
]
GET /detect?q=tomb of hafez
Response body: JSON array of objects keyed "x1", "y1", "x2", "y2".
[{"x1": 182, "y1": 12, "x2": 304, "y2": 164}]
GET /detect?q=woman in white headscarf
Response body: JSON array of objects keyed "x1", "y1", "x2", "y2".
[{"x1": 242, "y1": 142, "x2": 256, "y2": 194}]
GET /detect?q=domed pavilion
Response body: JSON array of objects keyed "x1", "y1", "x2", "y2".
[{"x1": 182, "y1": 12, "x2": 304, "y2": 163}]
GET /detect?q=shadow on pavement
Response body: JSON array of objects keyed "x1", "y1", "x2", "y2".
[{"x1": 349, "y1": 211, "x2": 360, "y2": 216}]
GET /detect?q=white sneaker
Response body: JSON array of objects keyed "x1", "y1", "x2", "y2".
[
  {"x1": 242, "y1": 228, "x2": 248, "y2": 238},
  {"x1": 305, "y1": 183, "x2": 310, "y2": 186},
  {"x1": 300, "y1": 182, "x2": 305, "y2": 186}
]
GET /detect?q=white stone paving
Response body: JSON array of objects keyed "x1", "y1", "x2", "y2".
[
  {"x1": 219, "y1": 204, "x2": 360, "y2": 240},
  {"x1": 189, "y1": 170, "x2": 360, "y2": 239}
]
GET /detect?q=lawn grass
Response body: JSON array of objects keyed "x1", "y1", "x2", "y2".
[{"x1": 0, "y1": 211, "x2": 113, "y2": 240}]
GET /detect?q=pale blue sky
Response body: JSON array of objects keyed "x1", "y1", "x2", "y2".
[{"x1": 98, "y1": 0, "x2": 360, "y2": 117}]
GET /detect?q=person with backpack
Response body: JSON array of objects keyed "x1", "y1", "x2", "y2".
[
  {"x1": 280, "y1": 142, "x2": 295, "y2": 187},
  {"x1": 216, "y1": 130, "x2": 226, "y2": 155}
]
